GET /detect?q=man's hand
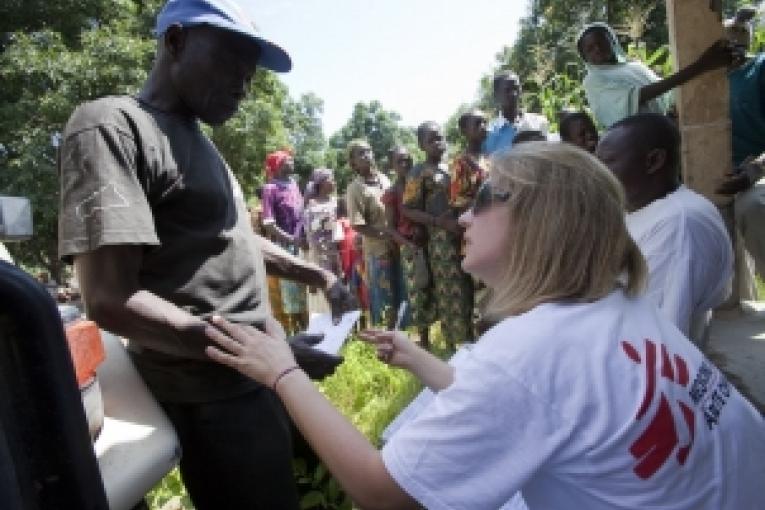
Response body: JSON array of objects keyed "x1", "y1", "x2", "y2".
[
  {"x1": 694, "y1": 39, "x2": 740, "y2": 73},
  {"x1": 322, "y1": 273, "x2": 358, "y2": 324},
  {"x1": 716, "y1": 172, "x2": 752, "y2": 195},
  {"x1": 289, "y1": 333, "x2": 343, "y2": 380}
]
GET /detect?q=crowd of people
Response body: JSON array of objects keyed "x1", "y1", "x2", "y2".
[{"x1": 54, "y1": 0, "x2": 764, "y2": 509}]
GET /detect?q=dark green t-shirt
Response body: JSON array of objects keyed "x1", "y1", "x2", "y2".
[{"x1": 58, "y1": 96, "x2": 267, "y2": 403}]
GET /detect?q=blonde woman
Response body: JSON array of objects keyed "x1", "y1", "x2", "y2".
[{"x1": 203, "y1": 143, "x2": 765, "y2": 510}]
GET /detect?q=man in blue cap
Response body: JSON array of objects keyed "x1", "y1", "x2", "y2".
[{"x1": 57, "y1": 1, "x2": 353, "y2": 508}]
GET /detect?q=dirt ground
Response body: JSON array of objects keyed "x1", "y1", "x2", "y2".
[{"x1": 706, "y1": 303, "x2": 765, "y2": 415}]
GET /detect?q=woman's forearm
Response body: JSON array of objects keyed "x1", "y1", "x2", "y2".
[
  {"x1": 276, "y1": 370, "x2": 419, "y2": 510},
  {"x1": 403, "y1": 345, "x2": 455, "y2": 391}
]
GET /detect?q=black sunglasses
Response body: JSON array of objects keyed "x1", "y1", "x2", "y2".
[{"x1": 472, "y1": 181, "x2": 510, "y2": 215}]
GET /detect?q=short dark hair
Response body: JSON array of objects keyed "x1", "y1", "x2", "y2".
[
  {"x1": 457, "y1": 109, "x2": 484, "y2": 132},
  {"x1": 416, "y1": 121, "x2": 440, "y2": 145},
  {"x1": 493, "y1": 71, "x2": 520, "y2": 91},
  {"x1": 559, "y1": 111, "x2": 597, "y2": 142},
  {"x1": 609, "y1": 113, "x2": 681, "y2": 171}
]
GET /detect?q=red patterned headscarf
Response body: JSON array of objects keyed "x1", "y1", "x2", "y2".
[{"x1": 265, "y1": 150, "x2": 292, "y2": 180}]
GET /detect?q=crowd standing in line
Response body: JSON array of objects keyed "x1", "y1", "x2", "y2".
[{"x1": 54, "y1": 0, "x2": 765, "y2": 509}]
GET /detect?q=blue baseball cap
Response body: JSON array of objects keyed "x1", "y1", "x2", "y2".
[{"x1": 155, "y1": 0, "x2": 292, "y2": 72}]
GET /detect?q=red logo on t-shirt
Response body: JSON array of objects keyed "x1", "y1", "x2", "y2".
[{"x1": 621, "y1": 339, "x2": 695, "y2": 479}]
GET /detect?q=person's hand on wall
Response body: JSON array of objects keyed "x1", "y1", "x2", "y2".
[{"x1": 694, "y1": 39, "x2": 741, "y2": 73}]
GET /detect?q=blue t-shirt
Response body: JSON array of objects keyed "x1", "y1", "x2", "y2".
[
  {"x1": 482, "y1": 121, "x2": 517, "y2": 156},
  {"x1": 729, "y1": 53, "x2": 765, "y2": 166}
]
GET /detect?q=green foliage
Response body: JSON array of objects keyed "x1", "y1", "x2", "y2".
[
  {"x1": 461, "y1": 0, "x2": 750, "y2": 133},
  {"x1": 210, "y1": 71, "x2": 293, "y2": 197},
  {"x1": 0, "y1": 0, "x2": 325, "y2": 277},
  {"x1": 284, "y1": 93, "x2": 329, "y2": 185},
  {"x1": 0, "y1": 20, "x2": 155, "y2": 281},
  {"x1": 328, "y1": 101, "x2": 419, "y2": 191}
]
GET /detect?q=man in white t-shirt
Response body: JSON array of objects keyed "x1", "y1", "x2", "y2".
[{"x1": 597, "y1": 114, "x2": 733, "y2": 342}]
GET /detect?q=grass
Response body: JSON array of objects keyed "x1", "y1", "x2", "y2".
[{"x1": 145, "y1": 327, "x2": 452, "y2": 509}]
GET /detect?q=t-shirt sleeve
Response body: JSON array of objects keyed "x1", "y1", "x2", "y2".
[
  {"x1": 381, "y1": 353, "x2": 571, "y2": 510},
  {"x1": 58, "y1": 120, "x2": 159, "y2": 260}
]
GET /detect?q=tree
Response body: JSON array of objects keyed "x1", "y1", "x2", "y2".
[
  {"x1": 283, "y1": 92, "x2": 328, "y2": 185},
  {"x1": 0, "y1": 15, "x2": 155, "y2": 281},
  {"x1": 0, "y1": 0, "x2": 298, "y2": 280},
  {"x1": 328, "y1": 101, "x2": 418, "y2": 191},
  {"x1": 458, "y1": 0, "x2": 749, "y2": 132}
]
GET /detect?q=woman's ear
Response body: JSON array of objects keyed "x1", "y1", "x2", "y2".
[{"x1": 645, "y1": 148, "x2": 667, "y2": 175}]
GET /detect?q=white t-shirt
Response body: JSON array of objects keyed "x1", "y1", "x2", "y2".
[
  {"x1": 627, "y1": 186, "x2": 733, "y2": 338},
  {"x1": 382, "y1": 291, "x2": 765, "y2": 510},
  {"x1": 0, "y1": 242, "x2": 12, "y2": 264}
]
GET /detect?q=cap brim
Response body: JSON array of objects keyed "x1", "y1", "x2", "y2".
[{"x1": 255, "y1": 37, "x2": 292, "y2": 73}]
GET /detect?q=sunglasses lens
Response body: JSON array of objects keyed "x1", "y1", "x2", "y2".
[{"x1": 473, "y1": 183, "x2": 492, "y2": 215}]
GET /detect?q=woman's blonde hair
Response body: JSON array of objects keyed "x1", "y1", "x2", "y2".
[{"x1": 483, "y1": 141, "x2": 646, "y2": 320}]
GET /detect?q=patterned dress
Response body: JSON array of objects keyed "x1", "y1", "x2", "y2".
[
  {"x1": 382, "y1": 185, "x2": 432, "y2": 331},
  {"x1": 403, "y1": 163, "x2": 474, "y2": 346},
  {"x1": 449, "y1": 153, "x2": 488, "y2": 211},
  {"x1": 303, "y1": 197, "x2": 343, "y2": 314},
  {"x1": 262, "y1": 178, "x2": 307, "y2": 319}
]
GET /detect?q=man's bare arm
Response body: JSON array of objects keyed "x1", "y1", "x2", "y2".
[
  {"x1": 75, "y1": 245, "x2": 210, "y2": 360},
  {"x1": 258, "y1": 235, "x2": 332, "y2": 287},
  {"x1": 257, "y1": 235, "x2": 357, "y2": 322}
]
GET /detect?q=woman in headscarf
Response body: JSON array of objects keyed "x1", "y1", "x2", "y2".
[
  {"x1": 578, "y1": 22, "x2": 738, "y2": 128},
  {"x1": 261, "y1": 149, "x2": 308, "y2": 332},
  {"x1": 303, "y1": 167, "x2": 344, "y2": 314}
]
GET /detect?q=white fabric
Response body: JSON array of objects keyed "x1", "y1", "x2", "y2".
[
  {"x1": 489, "y1": 112, "x2": 550, "y2": 137},
  {"x1": 0, "y1": 242, "x2": 13, "y2": 264},
  {"x1": 583, "y1": 60, "x2": 672, "y2": 128},
  {"x1": 382, "y1": 291, "x2": 765, "y2": 510},
  {"x1": 627, "y1": 186, "x2": 733, "y2": 338}
]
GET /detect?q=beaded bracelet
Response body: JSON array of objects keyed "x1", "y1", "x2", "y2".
[{"x1": 272, "y1": 365, "x2": 301, "y2": 392}]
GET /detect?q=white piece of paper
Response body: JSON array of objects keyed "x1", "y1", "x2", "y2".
[{"x1": 305, "y1": 310, "x2": 362, "y2": 355}]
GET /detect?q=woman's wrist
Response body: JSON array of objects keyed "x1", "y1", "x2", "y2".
[
  {"x1": 273, "y1": 366, "x2": 308, "y2": 395},
  {"x1": 272, "y1": 364, "x2": 303, "y2": 391}
]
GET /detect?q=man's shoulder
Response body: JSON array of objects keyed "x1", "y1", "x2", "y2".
[
  {"x1": 64, "y1": 95, "x2": 145, "y2": 138},
  {"x1": 633, "y1": 187, "x2": 726, "y2": 241}
]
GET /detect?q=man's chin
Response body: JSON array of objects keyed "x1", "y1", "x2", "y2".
[{"x1": 200, "y1": 107, "x2": 239, "y2": 126}]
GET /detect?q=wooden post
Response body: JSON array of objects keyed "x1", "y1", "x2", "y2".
[
  {"x1": 665, "y1": 0, "x2": 732, "y2": 205},
  {"x1": 666, "y1": 1, "x2": 755, "y2": 304}
]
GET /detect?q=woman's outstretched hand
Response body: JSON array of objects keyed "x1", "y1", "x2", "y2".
[
  {"x1": 205, "y1": 316, "x2": 297, "y2": 386},
  {"x1": 358, "y1": 329, "x2": 417, "y2": 369}
]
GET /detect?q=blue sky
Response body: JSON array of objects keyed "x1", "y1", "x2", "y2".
[{"x1": 240, "y1": 1, "x2": 525, "y2": 136}]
